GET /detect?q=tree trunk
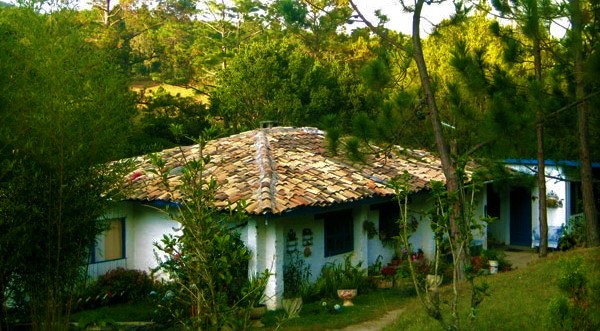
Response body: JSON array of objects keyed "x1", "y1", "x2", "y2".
[
  {"x1": 412, "y1": 0, "x2": 463, "y2": 276},
  {"x1": 536, "y1": 119, "x2": 548, "y2": 256},
  {"x1": 572, "y1": 0, "x2": 600, "y2": 246},
  {"x1": 533, "y1": 34, "x2": 548, "y2": 257}
]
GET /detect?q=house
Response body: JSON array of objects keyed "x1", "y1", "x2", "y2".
[
  {"x1": 485, "y1": 159, "x2": 600, "y2": 249},
  {"x1": 90, "y1": 126, "x2": 488, "y2": 310}
]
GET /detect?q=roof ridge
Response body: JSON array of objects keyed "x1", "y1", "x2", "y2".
[{"x1": 253, "y1": 130, "x2": 278, "y2": 213}]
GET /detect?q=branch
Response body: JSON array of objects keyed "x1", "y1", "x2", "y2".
[
  {"x1": 540, "y1": 89, "x2": 600, "y2": 123},
  {"x1": 347, "y1": 0, "x2": 408, "y2": 52}
]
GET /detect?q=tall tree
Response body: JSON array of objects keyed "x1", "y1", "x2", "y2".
[
  {"x1": 570, "y1": 0, "x2": 599, "y2": 246},
  {"x1": 0, "y1": 8, "x2": 135, "y2": 328},
  {"x1": 210, "y1": 31, "x2": 377, "y2": 131},
  {"x1": 491, "y1": 0, "x2": 559, "y2": 256}
]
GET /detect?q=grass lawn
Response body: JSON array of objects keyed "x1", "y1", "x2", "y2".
[
  {"x1": 70, "y1": 247, "x2": 599, "y2": 330},
  {"x1": 384, "y1": 247, "x2": 600, "y2": 331},
  {"x1": 70, "y1": 301, "x2": 156, "y2": 328},
  {"x1": 259, "y1": 286, "x2": 415, "y2": 330}
]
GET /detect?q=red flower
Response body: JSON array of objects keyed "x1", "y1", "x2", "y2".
[{"x1": 381, "y1": 266, "x2": 396, "y2": 276}]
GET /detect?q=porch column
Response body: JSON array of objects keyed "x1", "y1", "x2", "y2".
[
  {"x1": 353, "y1": 205, "x2": 370, "y2": 268},
  {"x1": 263, "y1": 219, "x2": 283, "y2": 310},
  {"x1": 246, "y1": 218, "x2": 258, "y2": 277}
]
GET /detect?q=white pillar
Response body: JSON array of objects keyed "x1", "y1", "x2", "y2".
[
  {"x1": 246, "y1": 218, "x2": 258, "y2": 277},
  {"x1": 263, "y1": 220, "x2": 283, "y2": 310},
  {"x1": 353, "y1": 206, "x2": 369, "y2": 268}
]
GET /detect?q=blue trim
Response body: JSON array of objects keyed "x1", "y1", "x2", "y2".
[
  {"x1": 146, "y1": 200, "x2": 180, "y2": 208},
  {"x1": 504, "y1": 159, "x2": 600, "y2": 168},
  {"x1": 260, "y1": 195, "x2": 398, "y2": 219}
]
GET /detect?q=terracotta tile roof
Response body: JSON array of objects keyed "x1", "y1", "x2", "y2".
[{"x1": 120, "y1": 127, "x2": 447, "y2": 215}]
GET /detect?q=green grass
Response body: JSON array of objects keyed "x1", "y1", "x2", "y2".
[
  {"x1": 131, "y1": 80, "x2": 204, "y2": 101},
  {"x1": 69, "y1": 248, "x2": 599, "y2": 330},
  {"x1": 259, "y1": 286, "x2": 414, "y2": 330},
  {"x1": 384, "y1": 247, "x2": 600, "y2": 331},
  {"x1": 71, "y1": 301, "x2": 156, "y2": 327}
]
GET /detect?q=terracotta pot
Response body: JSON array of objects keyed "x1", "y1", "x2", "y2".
[
  {"x1": 250, "y1": 305, "x2": 267, "y2": 319},
  {"x1": 337, "y1": 289, "x2": 357, "y2": 306}
]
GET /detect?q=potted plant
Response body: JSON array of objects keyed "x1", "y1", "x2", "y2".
[
  {"x1": 336, "y1": 255, "x2": 368, "y2": 306},
  {"x1": 283, "y1": 250, "x2": 311, "y2": 318},
  {"x1": 244, "y1": 270, "x2": 270, "y2": 327}
]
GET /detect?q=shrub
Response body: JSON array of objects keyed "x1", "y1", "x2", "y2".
[
  {"x1": 546, "y1": 256, "x2": 600, "y2": 331},
  {"x1": 76, "y1": 268, "x2": 154, "y2": 310},
  {"x1": 283, "y1": 250, "x2": 311, "y2": 298},
  {"x1": 558, "y1": 214, "x2": 586, "y2": 251}
]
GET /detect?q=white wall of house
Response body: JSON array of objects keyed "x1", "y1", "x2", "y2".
[
  {"x1": 89, "y1": 201, "x2": 181, "y2": 279},
  {"x1": 95, "y1": 192, "x2": 488, "y2": 310},
  {"x1": 488, "y1": 164, "x2": 569, "y2": 248}
]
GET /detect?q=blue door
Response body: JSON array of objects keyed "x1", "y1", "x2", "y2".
[{"x1": 510, "y1": 187, "x2": 532, "y2": 246}]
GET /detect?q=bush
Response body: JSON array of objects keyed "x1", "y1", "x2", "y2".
[
  {"x1": 76, "y1": 268, "x2": 154, "y2": 310},
  {"x1": 559, "y1": 214, "x2": 586, "y2": 251},
  {"x1": 546, "y1": 256, "x2": 600, "y2": 331}
]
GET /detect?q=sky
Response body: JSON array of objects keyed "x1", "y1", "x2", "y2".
[
  {"x1": 351, "y1": 0, "x2": 456, "y2": 35},
  {"x1": 6, "y1": 0, "x2": 566, "y2": 37}
]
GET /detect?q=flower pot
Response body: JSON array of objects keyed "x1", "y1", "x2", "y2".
[
  {"x1": 489, "y1": 260, "x2": 499, "y2": 274},
  {"x1": 250, "y1": 305, "x2": 267, "y2": 327},
  {"x1": 250, "y1": 305, "x2": 267, "y2": 319},
  {"x1": 282, "y1": 297, "x2": 303, "y2": 318},
  {"x1": 373, "y1": 277, "x2": 393, "y2": 289},
  {"x1": 337, "y1": 289, "x2": 357, "y2": 306}
]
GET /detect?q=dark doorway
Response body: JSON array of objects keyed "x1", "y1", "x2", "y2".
[
  {"x1": 510, "y1": 187, "x2": 532, "y2": 246},
  {"x1": 486, "y1": 184, "x2": 501, "y2": 219}
]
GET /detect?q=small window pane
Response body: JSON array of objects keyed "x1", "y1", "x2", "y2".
[
  {"x1": 321, "y1": 210, "x2": 354, "y2": 257},
  {"x1": 104, "y1": 219, "x2": 124, "y2": 260}
]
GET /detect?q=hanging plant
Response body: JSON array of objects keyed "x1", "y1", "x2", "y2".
[{"x1": 363, "y1": 220, "x2": 378, "y2": 239}]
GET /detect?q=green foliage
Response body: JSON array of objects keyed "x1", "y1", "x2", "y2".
[
  {"x1": 559, "y1": 214, "x2": 587, "y2": 250},
  {"x1": 211, "y1": 39, "x2": 367, "y2": 131},
  {"x1": 131, "y1": 87, "x2": 213, "y2": 154},
  {"x1": 311, "y1": 254, "x2": 370, "y2": 299},
  {"x1": 546, "y1": 256, "x2": 600, "y2": 330},
  {"x1": 151, "y1": 133, "x2": 268, "y2": 329},
  {"x1": 283, "y1": 251, "x2": 312, "y2": 298},
  {"x1": 75, "y1": 269, "x2": 154, "y2": 310},
  {"x1": 0, "y1": 7, "x2": 135, "y2": 329}
]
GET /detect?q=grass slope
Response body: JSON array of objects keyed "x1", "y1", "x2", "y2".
[{"x1": 384, "y1": 247, "x2": 600, "y2": 331}]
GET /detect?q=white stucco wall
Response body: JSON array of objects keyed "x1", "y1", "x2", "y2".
[
  {"x1": 489, "y1": 164, "x2": 569, "y2": 247},
  {"x1": 94, "y1": 192, "x2": 488, "y2": 309}
]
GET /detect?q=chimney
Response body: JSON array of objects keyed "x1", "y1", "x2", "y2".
[{"x1": 260, "y1": 121, "x2": 278, "y2": 129}]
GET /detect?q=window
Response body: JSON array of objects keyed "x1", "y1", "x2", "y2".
[
  {"x1": 319, "y1": 209, "x2": 354, "y2": 257},
  {"x1": 91, "y1": 218, "x2": 125, "y2": 263},
  {"x1": 377, "y1": 202, "x2": 399, "y2": 242}
]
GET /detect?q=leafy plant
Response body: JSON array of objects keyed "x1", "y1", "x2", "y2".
[
  {"x1": 283, "y1": 251, "x2": 311, "y2": 298},
  {"x1": 75, "y1": 268, "x2": 154, "y2": 310},
  {"x1": 151, "y1": 130, "x2": 268, "y2": 329},
  {"x1": 546, "y1": 256, "x2": 599, "y2": 330},
  {"x1": 311, "y1": 254, "x2": 369, "y2": 299},
  {"x1": 559, "y1": 214, "x2": 586, "y2": 251},
  {"x1": 481, "y1": 249, "x2": 511, "y2": 272}
]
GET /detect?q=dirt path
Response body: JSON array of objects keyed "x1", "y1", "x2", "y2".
[
  {"x1": 503, "y1": 248, "x2": 538, "y2": 270},
  {"x1": 333, "y1": 308, "x2": 405, "y2": 331}
]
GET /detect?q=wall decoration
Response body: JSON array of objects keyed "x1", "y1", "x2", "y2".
[{"x1": 287, "y1": 229, "x2": 298, "y2": 253}]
